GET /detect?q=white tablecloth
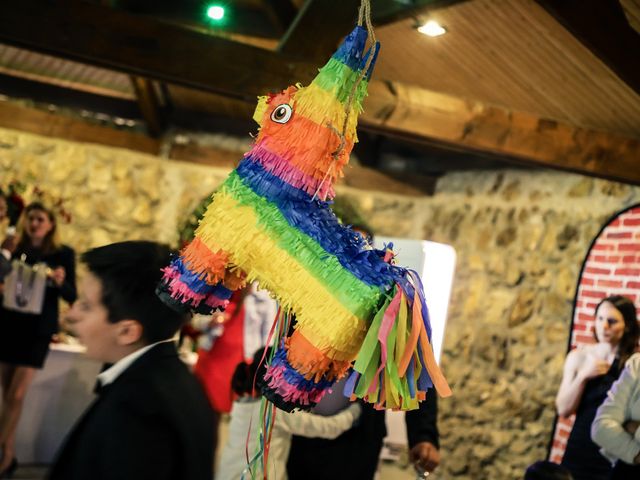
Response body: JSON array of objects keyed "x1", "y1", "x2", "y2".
[{"x1": 12, "y1": 344, "x2": 102, "y2": 463}]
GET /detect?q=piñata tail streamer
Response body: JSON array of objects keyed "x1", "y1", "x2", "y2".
[
  {"x1": 157, "y1": 0, "x2": 451, "y2": 413},
  {"x1": 344, "y1": 269, "x2": 452, "y2": 410},
  {"x1": 241, "y1": 312, "x2": 289, "y2": 480}
]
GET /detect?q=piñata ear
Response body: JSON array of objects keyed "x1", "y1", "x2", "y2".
[{"x1": 253, "y1": 95, "x2": 269, "y2": 127}]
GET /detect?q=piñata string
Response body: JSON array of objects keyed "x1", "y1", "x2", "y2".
[
  {"x1": 311, "y1": 0, "x2": 378, "y2": 202},
  {"x1": 241, "y1": 308, "x2": 293, "y2": 479}
]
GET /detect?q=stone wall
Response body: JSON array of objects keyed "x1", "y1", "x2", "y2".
[
  {"x1": 2, "y1": 126, "x2": 640, "y2": 478},
  {"x1": 0, "y1": 128, "x2": 231, "y2": 252},
  {"x1": 343, "y1": 171, "x2": 640, "y2": 478}
]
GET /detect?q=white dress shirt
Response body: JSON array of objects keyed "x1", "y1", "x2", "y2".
[{"x1": 97, "y1": 339, "x2": 175, "y2": 387}]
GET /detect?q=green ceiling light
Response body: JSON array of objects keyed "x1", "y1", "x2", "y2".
[{"x1": 206, "y1": 5, "x2": 225, "y2": 21}]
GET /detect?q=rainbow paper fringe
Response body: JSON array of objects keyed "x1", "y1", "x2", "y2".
[
  {"x1": 157, "y1": 24, "x2": 451, "y2": 411},
  {"x1": 344, "y1": 271, "x2": 452, "y2": 410}
]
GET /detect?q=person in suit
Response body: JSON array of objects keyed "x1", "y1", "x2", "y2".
[
  {"x1": 285, "y1": 222, "x2": 442, "y2": 479},
  {"x1": 47, "y1": 241, "x2": 214, "y2": 480},
  {"x1": 287, "y1": 392, "x2": 439, "y2": 479}
]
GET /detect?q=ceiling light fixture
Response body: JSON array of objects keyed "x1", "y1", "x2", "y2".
[
  {"x1": 206, "y1": 5, "x2": 225, "y2": 21},
  {"x1": 417, "y1": 20, "x2": 446, "y2": 37}
]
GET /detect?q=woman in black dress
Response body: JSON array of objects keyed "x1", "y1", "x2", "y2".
[
  {"x1": 556, "y1": 295, "x2": 639, "y2": 480},
  {"x1": 0, "y1": 202, "x2": 76, "y2": 477}
]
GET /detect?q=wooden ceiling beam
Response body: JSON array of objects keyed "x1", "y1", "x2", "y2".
[
  {"x1": 277, "y1": 0, "x2": 360, "y2": 59},
  {"x1": 0, "y1": 1, "x2": 315, "y2": 101},
  {"x1": 1, "y1": 1, "x2": 638, "y2": 184},
  {"x1": 361, "y1": 80, "x2": 640, "y2": 185},
  {"x1": 130, "y1": 76, "x2": 165, "y2": 137},
  {"x1": 536, "y1": 0, "x2": 640, "y2": 95},
  {"x1": 0, "y1": 101, "x2": 159, "y2": 154}
]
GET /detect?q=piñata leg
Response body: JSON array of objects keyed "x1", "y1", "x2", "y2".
[
  {"x1": 157, "y1": 236, "x2": 246, "y2": 313},
  {"x1": 262, "y1": 329, "x2": 353, "y2": 412}
]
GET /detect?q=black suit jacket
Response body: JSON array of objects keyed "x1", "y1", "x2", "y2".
[
  {"x1": 287, "y1": 394, "x2": 439, "y2": 480},
  {"x1": 48, "y1": 342, "x2": 214, "y2": 480}
]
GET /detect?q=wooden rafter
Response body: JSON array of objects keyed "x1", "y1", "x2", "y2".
[
  {"x1": 0, "y1": 100, "x2": 431, "y2": 196},
  {"x1": 0, "y1": 1, "x2": 638, "y2": 184},
  {"x1": 0, "y1": 102, "x2": 159, "y2": 154},
  {"x1": 130, "y1": 76, "x2": 165, "y2": 137},
  {"x1": 536, "y1": 0, "x2": 640, "y2": 95},
  {"x1": 362, "y1": 80, "x2": 640, "y2": 185},
  {"x1": 0, "y1": 1, "x2": 315, "y2": 101}
]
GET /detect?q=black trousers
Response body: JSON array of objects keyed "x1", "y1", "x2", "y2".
[{"x1": 610, "y1": 460, "x2": 640, "y2": 479}]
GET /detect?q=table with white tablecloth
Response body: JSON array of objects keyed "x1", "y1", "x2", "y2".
[{"x1": 12, "y1": 343, "x2": 102, "y2": 464}]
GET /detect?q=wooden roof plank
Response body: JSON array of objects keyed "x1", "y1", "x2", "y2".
[
  {"x1": 130, "y1": 76, "x2": 165, "y2": 137},
  {"x1": 362, "y1": 80, "x2": 640, "y2": 185},
  {"x1": 536, "y1": 0, "x2": 640, "y2": 95},
  {"x1": 0, "y1": 1, "x2": 315, "y2": 100},
  {"x1": 278, "y1": 0, "x2": 469, "y2": 60},
  {"x1": 0, "y1": 101, "x2": 160, "y2": 154}
]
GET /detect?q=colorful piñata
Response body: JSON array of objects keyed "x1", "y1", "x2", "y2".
[{"x1": 157, "y1": 24, "x2": 451, "y2": 412}]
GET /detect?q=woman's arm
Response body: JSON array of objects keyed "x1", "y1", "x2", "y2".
[
  {"x1": 556, "y1": 348, "x2": 609, "y2": 417},
  {"x1": 279, "y1": 403, "x2": 361, "y2": 439},
  {"x1": 591, "y1": 354, "x2": 640, "y2": 465}
]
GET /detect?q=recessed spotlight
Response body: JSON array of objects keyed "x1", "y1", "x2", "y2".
[
  {"x1": 417, "y1": 20, "x2": 447, "y2": 37},
  {"x1": 206, "y1": 5, "x2": 225, "y2": 21}
]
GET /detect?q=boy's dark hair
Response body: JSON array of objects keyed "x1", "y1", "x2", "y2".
[
  {"x1": 524, "y1": 461, "x2": 573, "y2": 480},
  {"x1": 81, "y1": 241, "x2": 188, "y2": 344}
]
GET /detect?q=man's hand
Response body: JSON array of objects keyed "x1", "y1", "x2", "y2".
[{"x1": 409, "y1": 441, "x2": 440, "y2": 475}]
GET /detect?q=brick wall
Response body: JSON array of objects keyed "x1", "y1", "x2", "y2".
[{"x1": 549, "y1": 204, "x2": 640, "y2": 463}]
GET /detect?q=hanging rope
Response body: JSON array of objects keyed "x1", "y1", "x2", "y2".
[{"x1": 311, "y1": 0, "x2": 378, "y2": 201}]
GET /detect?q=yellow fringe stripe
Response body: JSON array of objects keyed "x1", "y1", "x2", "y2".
[
  {"x1": 293, "y1": 83, "x2": 360, "y2": 142},
  {"x1": 195, "y1": 192, "x2": 367, "y2": 358}
]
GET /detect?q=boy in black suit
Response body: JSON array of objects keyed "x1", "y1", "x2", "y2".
[{"x1": 48, "y1": 241, "x2": 214, "y2": 480}]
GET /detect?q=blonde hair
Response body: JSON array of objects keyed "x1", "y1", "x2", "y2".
[{"x1": 16, "y1": 202, "x2": 61, "y2": 255}]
